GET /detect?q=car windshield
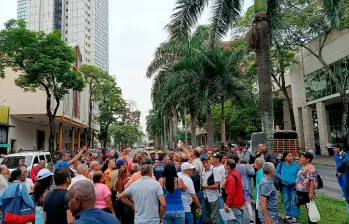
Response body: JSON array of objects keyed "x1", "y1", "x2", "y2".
[{"x1": 1, "y1": 156, "x2": 32, "y2": 169}]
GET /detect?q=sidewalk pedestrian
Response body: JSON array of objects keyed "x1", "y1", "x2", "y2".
[
  {"x1": 89, "y1": 161, "x2": 101, "y2": 178},
  {"x1": 104, "y1": 159, "x2": 115, "y2": 187},
  {"x1": 118, "y1": 164, "x2": 166, "y2": 224},
  {"x1": 224, "y1": 159, "x2": 246, "y2": 224},
  {"x1": 333, "y1": 143, "x2": 348, "y2": 198},
  {"x1": 296, "y1": 152, "x2": 318, "y2": 224},
  {"x1": 201, "y1": 157, "x2": 221, "y2": 224},
  {"x1": 237, "y1": 142, "x2": 252, "y2": 164},
  {"x1": 258, "y1": 162, "x2": 278, "y2": 224},
  {"x1": 44, "y1": 167, "x2": 74, "y2": 224},
  {"x1": 93, "y1": 171, "x2": 115, "y2": 215},
  {"x1": 158, "y1": 163, "x2": 186, "y2": 224},
  {"x1": 232, "y1": 155, "x2": 255, "y2": 223},
  {"x1": 177, "y1": 162, "x2": 202, "y2": 224},
  {"x1": 0, "y1": 168, "x2": 35, "y2": 223},
  {"x1": 254, "y1": 158, "x2": 265, "y2": 224},
  {"x1": 276, "y1": 152, "x2": 300, "y2": 223},
  {"x1": 212, "y1": 153, "x2": 227, "y2": 224},
  {"x1": 30, "y1": 160, "x2": 45, "y2": 182},
  {"x1": 20, "y1": 166, "x2": 34, "y2": 193},
  {"x1": 55, "y1": 146, "x2": 87, "y2": 170},
  {"x1": 0, "y1": 165, "x2": 9, "y2": 195},
  {"x1": 32, "y1": 168, "x2": 53, "y2": 206},
  {"x1": 68, "y1": 164, "x2": 92, "y2": 190},
  {"x1": 255, "y1": 143, "x2": 277, "y2": 166},
  {"x1": 337, "y1": 154, "x2": 349, "y2": 216},
  {"x1": 154, "y1": 153, "x2": 167, "y2": 180},
  {"x1": 68, "y1": 180, "x2": 120, "y2": 224}
]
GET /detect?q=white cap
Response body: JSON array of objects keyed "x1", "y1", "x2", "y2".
[
  {"x1": 181, "y1": 162, "x2": 195, "y2": 171},
  {"x1": 37, "y1": 168, "x2": 53, "y2": 180}
]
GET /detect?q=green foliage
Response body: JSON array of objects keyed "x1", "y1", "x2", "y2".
[
  {"x1": 211, "y1": 99, "x2": 261, "y2": 139},
  {"x1": 110, "y1": 124, "x2": 142, "y2": 146},
  {"x1": 0, "y1": 19, "x2": 85, "y2": 156},
  {"x1": 167, "y1": 0, "x2": 242, "y2": 43},
  {"x1": 95, "y1": 73, "x2": 125, "y2": 147}
]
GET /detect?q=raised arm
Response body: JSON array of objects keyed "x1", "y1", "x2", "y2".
[{"x1": 68, "y1": 146, "x2": 87, "y2": 166}]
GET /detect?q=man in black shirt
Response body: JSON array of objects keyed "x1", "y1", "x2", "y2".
[{"x1": 44, "y1": 167, "x2": 73, "y2": 224}]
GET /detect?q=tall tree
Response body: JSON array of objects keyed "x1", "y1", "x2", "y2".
[
  {"x1": 80, "y1": 64, "x2": 105, "y2": 147},
  {"x1": 0, "y1": 19, "x2": 85, "y2": 158},
  {"x1": 95, "y1": 73, "x2": 125, "y2": 148},
  {"x1": 277, "y1": 0, "x2": 349, "y2": 139}
]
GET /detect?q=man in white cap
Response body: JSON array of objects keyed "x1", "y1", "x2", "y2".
[{"x1": 177, "y1": 162, "x2": 202, "y2": 224}]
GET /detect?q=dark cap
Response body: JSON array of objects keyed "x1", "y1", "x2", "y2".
[
  {"x1": 213, "y1": 153, "x2": 223, "y2": 160},
  {"x1": 201, "y1": 156, "x2": 209, "y2": 161}
]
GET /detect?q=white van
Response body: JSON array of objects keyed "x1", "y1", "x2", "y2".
[{"x1": 1, "y1": 151, "x2": 52, "y2": 172}]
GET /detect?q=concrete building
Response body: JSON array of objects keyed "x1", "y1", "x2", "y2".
[
  {"x1": 17, "y1": 0, "x2": 109, "y2": 71},
  {"x1": 289, "y1": 29, "x2": 349, "y2": 155},
  {"x1": 0, "y1": 44, "x2": 100, "y2": 154}
]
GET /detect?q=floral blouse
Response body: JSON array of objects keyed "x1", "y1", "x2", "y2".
[{"x1": 296, "y1": 167, "x2": 318, "y2": 192}]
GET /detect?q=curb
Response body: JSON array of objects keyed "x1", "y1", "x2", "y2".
[{"x1": 312, "y1": 162, "x2": 336, "y2": 168}]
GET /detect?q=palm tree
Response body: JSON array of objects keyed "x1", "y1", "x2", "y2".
[
  {"x1": 146, "y1": 109, "x2": 164, "y2": 149},
  {"x1": 148, "y1": 26, "x2": 249, "y2": 149}
]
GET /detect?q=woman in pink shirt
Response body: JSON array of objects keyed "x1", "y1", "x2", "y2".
[{"x1": 93, "y1": 171, "x2": 116, "y2": 216}]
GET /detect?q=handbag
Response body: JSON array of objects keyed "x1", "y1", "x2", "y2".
[
  {"x1": 306, "y1": 200, "x2": 321, "y2": 222},
  {"x1": 4, "y1": 184, "x2": 35, "y2": 224},
  {"x1": 295, "y1": 191, "x2": 310, "y2": 206}
]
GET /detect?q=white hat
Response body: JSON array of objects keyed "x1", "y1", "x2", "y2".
[
  {"x1": 181, "y1": 162, "x2": 195, "y2": 171},
  {"x1": 37, "y1": 168, "x2": 53, "y2": 180}
]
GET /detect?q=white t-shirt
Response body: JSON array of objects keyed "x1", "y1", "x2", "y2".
[
  {"x1": 214, "y1": 164, "x2": 226, "y2": 189},
  {"x1": 177, "y1": 172, "x2": 196, "y2": 212},
  {"x1": 24, "y1": 178, "x2": 34, "y2": 193},
  {"x1": 202, "y1": 165, "x2": 220, "y2": 202}
]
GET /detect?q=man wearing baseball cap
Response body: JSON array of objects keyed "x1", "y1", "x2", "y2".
[{"x1": 177, "y1": 162, "x2": 202, "y2": 224}]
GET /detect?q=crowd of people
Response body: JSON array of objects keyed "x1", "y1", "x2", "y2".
[{"x1": 0, "y1": 142, "x2": 324, "y2": 224}]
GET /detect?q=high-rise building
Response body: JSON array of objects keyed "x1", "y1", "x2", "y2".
[{"x1": 17, "y1": 0, "x2": 109, "y2": 71}]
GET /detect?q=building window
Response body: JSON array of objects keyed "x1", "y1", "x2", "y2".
[
  {"x1": 66, "y1": 1, "x2": 68, "y2": 4},
  {"x1": 66, "y1": 23, "x2": 68, "y2": 26},
  {"x1": 66, "y1": 9, "x2": 68, "y2": 12},
  {"x1": 66, "y1": 16, "x2": 68, "y2": 19},
  {"x1": 65, "y1": 31, "x2": 68, "y2": 34},
  {"x1": 65, "y1": 38, "x2": 68, "y2": 41}
]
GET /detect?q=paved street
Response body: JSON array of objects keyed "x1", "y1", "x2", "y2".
[{"x1": 314, "y1": 164, "x2": 343, "y2": 199}]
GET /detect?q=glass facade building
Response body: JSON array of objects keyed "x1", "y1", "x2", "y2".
[
  {"x1": 17, "y1": 0, "x2": 28, "y2": 21},
  {"x1": 305, "y1": 55, "x2": 349, "y2": 102}
]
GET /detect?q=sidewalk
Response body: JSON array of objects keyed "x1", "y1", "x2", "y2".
[{"x1": 312, "y1": 155, "x2": 335, "y2": 167}]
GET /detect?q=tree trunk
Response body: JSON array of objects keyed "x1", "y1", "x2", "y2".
[
  {"x1": 48, "y1": 117, "x2": 55, "y2": 159},
  {"x1": 342, "y1": 94, "x2": 349, "y2": 143},
  {"x1": 221, "y1": 98, "x2": 226, "y2": 144},
  {"x1": 103, "y1": 123, "x2": 109, "y2": 149},
  {"x1": 184, "y1": 108, "x2": 188, "y2": 145},
  {"x1": 206, "y1": 111, "x2": 214, "y2": 150},
  {"x1": 190, "y1": 111, "x2": 197, "y2": 147},
  {"x1": 172, "y1": 114, "x2": 178, "y2": 149},
  {"x1": 163, "y1": 116, "x2": 167, "y2": 149},
  {"x1": 88, "y1": 82, "x2": 93, "y2": 147},
  {"x1": 168, "y1": 115, "x2": 173, "y2": 149},
  {"x1": 255, "y1": 12, "x2": 274, "y2": 151},
  {"x1": 282, "y1": 88, "x2": 296, "y2": 130}
]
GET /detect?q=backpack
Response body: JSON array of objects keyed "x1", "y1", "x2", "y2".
[
  {"x1": 190, "y1": 170, "x2": 201, "y2": 193},
  {"x1": 317, "y1": 174, "x2": 323, "y2": 189}
]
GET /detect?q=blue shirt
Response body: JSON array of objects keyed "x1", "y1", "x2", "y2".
[
  {"x1": 255, "y1": 169, "x2": 264, "y2": 206},
  {"x1": 153, "y1": 162, "x2": 166, "y2": 180},
  {"x1": 72, "y1": 208, "x2": 120, "y2": 224},
  {"x1": 257, "y1": 176, "x2": 278, "y2": 221},
  {"x1": 276, "y1": 161, "x2": 300, "y2": 186},
  {"x1": 55, "y1": 161, "x2": 69, "y2": 170},
  {"x1": 334, "y1": 151, "x2": 349, "y2": 171},
  {"x1": 0, "y1": 182, "x2": 35, "y2": 222}
]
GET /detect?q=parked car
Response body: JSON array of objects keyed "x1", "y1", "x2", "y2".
[{"x1": 1, "y1": 151, "x2": 52, "y2": 173}]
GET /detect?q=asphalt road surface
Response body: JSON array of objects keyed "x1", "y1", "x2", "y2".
[{"x1": 314, "y1": 164, "x2": 343, "y2": 199}]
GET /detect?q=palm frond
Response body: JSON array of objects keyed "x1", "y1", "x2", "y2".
[
  {"x1": 210, "y1": 0, "x2": 242, "y2": 43},
  {"x1": 167, "y1": 0, "x2": 209, "y2": 40}
]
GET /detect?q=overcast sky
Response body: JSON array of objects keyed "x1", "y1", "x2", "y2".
[{"x1": 0, "y1": 0, "x2": 253, "y2": 131}]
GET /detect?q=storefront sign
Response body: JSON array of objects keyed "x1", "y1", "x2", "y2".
[
  {"x1": 0, "y1": 144, "x2": 9, "y2": 148},
  {"x1": 0, "y1": 106, "x2": 9, "y2": 124}
]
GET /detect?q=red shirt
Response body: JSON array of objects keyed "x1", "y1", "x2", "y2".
[
  {"x1": 225, "y1": 169, "x2": 245, "y2": 208},
  {"x1": 30, "y1": 165, "x2": 41, "y2": 181}
]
